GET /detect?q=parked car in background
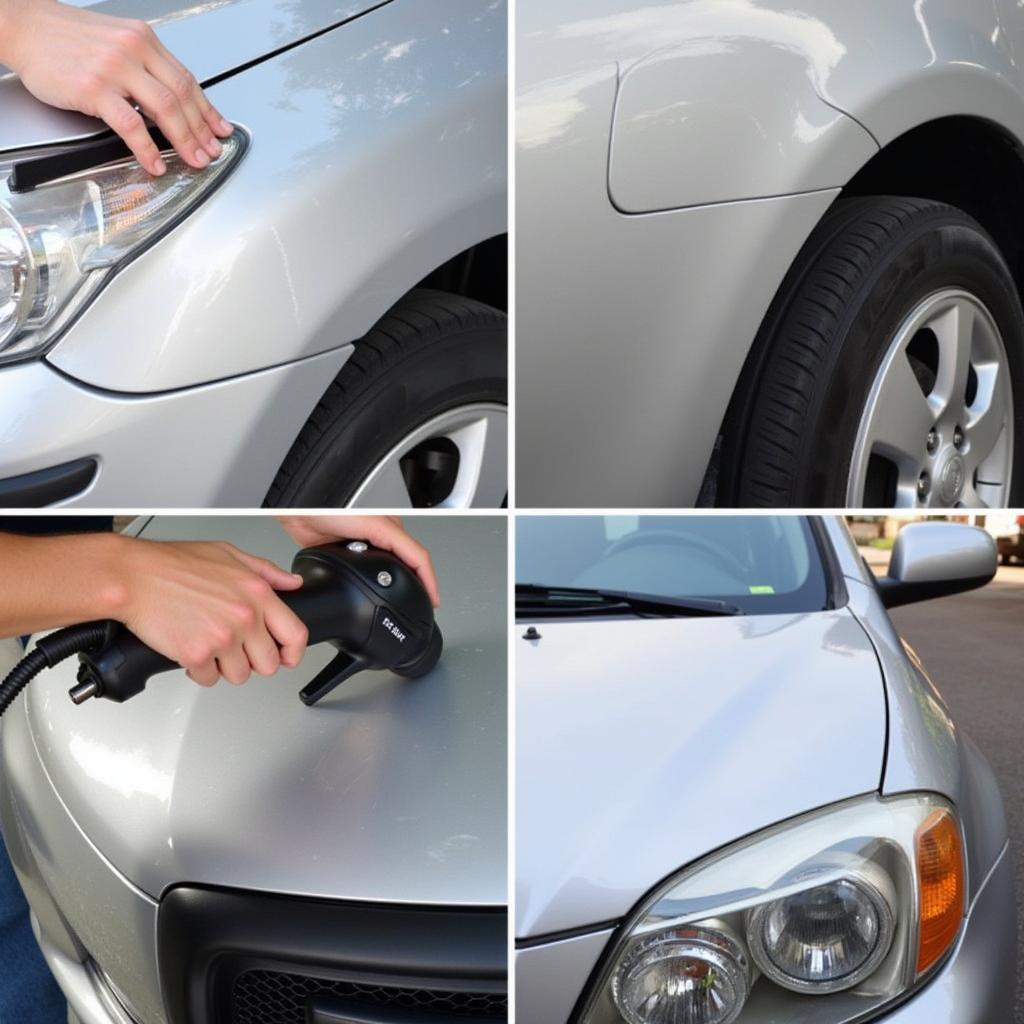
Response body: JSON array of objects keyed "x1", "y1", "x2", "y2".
[
  {"x1": 987, "y1": 512, "x2": 1024, "y2": 569},
  {"x1": 0, "y1": 515, "x2": 508, "y2": 1024},
  {"x1": 517, "y1": 1, "x2": 1024, "y2": 509},
  {"x1": 516, "y1": 515, "x2": 1015, "y2": 1023},
  {"x1": 0, "y1": 0, "x2": 507, "y2": 508}
]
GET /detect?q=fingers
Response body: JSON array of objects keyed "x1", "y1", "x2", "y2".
[
  {"x1": 147, "y1": 32, "x2": 232, "y2": 136},
  {"x1": 243, "y1": 621, "x2": 282, "y2": 678},
  {"x1": 126, "y1": 65, "x2": 213, "y2": 170},
  {"x1": 230, "y1": 549, "x2": 304, "y2": 592},
  {"x1": 96, "y1": 93, "x2": 166, "y2": 176},
  {"x1": 216, "y1": 644, "x2": 251, "y2": 686},
  {"x1": 195, "y1": 85, "x2": 233, "y2": 140},
  {"x1": 142, "y1": 52, "x2": 224, "y2": 163},
  {"x1": 368, "y1": 522, "x2": 441, "y2": 607},
  {"x1": 264, "y1": 597, "x2": 309, "y2": 670},
  {"x1": 186, "y1": 661, "x2": 219, "y2": 687}
]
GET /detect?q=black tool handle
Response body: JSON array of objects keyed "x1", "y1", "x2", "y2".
[
  {"x1": 70, "y1": 581, "x2": 355, "y2": 703},
  {"x1": 73, "y1": 628, "x2": 175, "y2": 704}
]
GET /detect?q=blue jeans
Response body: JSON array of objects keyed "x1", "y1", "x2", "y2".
[
  {"x1": 0, "y1": 833, "x2": 67, "y2": 1023},
  {"x1": 1, "y1": 638, "x2": 66, "y2": 1023}
]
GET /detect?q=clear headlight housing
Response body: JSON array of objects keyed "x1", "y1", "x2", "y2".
[
  {"x1": 578, "y1": 794, "x2": 966, "y2": 1024},
  {"x1": 0, "y1": 130, "x2": 245, "y2": 365}
]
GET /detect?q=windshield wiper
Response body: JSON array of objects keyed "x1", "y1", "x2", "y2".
[{"x1": 515, "y1": 584, "x2": 742, "y2": 617}]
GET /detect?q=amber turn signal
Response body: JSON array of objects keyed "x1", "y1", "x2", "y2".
[{"x1": 915, "y1": 808, "x2": 965, "y2": 975}]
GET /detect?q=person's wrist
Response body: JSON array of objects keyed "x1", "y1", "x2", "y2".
[{"x1": 86, "y1": 532, "x2": 139, "y2": 623}]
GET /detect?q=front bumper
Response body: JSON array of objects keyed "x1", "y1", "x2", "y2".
[
  {"x1": 0, "y1": 351, "x2": 348, "y2": 507},
  {"x1": 1, "y1": 702, "x2": 508, "y2": 1024},
  {"x1": 515, "y1": 843, "x2": 1017, "y2": 1024}
]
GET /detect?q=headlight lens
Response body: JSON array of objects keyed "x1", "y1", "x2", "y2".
[
  {"x1": 747, "y1": 873, "x2": 894, "y2": 993},
  {"x1": 0, "y1": 130, "x2": 244, "y2": 364},
  {"x1": 578, "y1": 794, "x2": 966, "y2": 1024},
  {"x1": 613, "y1": 925, "x2": 751, "y2": 1024}
]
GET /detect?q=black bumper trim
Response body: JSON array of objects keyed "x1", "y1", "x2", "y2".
[
  {"x1": 157, "y1": 885, "x2": 507, "y2": 1024},
  {"x1": 0, "y1": 458, "x2": 98, "y2": 507}
]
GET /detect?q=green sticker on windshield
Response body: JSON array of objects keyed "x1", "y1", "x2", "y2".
[{"x1": 749, "y1": 585, "x2": 775, "y2": 595}]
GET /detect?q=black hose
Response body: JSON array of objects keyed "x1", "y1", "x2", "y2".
[{"x1": 0, "y1": 623, "x2": 110, "y2": 719}]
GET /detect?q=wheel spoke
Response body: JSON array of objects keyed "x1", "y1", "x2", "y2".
[
  {"x1": 864, "y1": 351, "x2": 934, "y2": 463},
  {"x1": 931, "y1": 300, "x2": 974, "y2": 420},
  {"x1": 350, "y1": 458, "x2": 414, "y2": 508},
  {"x1": 965, "y1": 396, "x2": 1006, "y2": 468},
  {"x1": 444, "y1": 411, "x2": 509, "y2": 508}
]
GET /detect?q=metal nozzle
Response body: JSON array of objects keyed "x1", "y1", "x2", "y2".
[{"x1": 69, "y1": 678, "x2": 100, "y2": 705}]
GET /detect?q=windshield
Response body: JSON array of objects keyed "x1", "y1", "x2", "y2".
[{"x1": 516, "y1": 515, "x2": 829, "y2": 615}]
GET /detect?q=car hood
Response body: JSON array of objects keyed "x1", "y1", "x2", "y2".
[
  {"x1": 516, "y1": 609, "x2": 887, "y2": 938},
  {"x1": 22, "y1": 515, "x2": 507, "y2": 907},
  {"x1": 0, "y1": 0, "x2": 390, "y2": 152}
]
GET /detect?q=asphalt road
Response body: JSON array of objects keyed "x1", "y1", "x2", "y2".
[{"x1": 873, "y1": 558, "x2": 1024, "y2": 1020}]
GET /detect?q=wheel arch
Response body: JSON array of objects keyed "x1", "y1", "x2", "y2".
[{"x1": 711, "y1": 112, "x2": 1024, "y2": 504}]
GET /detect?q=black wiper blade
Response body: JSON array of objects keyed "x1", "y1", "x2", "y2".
[{"x1": 515, "y1": 584, "x2": 742, "y2": 617}]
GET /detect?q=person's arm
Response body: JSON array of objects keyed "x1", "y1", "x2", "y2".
[
  {"x1": 277, "y1": 516, "x2": 441, "y2": 608},
  {"x1": 0, "y1": 0, "x2": 231, "y2": 176},
  {"x1": 0, "y1": 532, "x2": 309, "y2": 686}
]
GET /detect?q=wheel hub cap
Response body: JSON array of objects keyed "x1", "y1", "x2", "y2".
[
  {"x1": 938, "y1": 452, "x2": 966, "y2": 504},
  {"x1": 847, "y1": 288, "x2": 1014, "y2": 508}
]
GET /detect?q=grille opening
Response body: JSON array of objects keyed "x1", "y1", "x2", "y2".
[{"x1": 233, "y1": 969, "x2": 507, "y2": 1023}]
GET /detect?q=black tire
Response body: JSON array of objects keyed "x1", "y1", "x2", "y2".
[
  {"x1": 718, "y1": 196, "x2": 1024, "y2": 507},
  {"x1": 266, "y1": 289, "x2": 506, "y2": 507}
]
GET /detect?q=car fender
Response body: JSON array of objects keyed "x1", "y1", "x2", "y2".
[
  {"x1": 47, "y1": 0, "x2": 507, "y2": 393},
  {"x1": 800, "y1": 0, "x2": 1024, "y2": 153},
  {"x1": 845, "y1": 577, "x2": 1010, "y2": 900}
]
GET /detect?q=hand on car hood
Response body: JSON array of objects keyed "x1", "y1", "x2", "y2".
[
  {"x1": 516, "y1": 609, "x2": 887, "y2": 938},
  {"x1": 0, "y1": 0, "x2": 389, "y2": 151},
  {"x1": 20, "y1": 516, "x2": 506, "y2": 907}
]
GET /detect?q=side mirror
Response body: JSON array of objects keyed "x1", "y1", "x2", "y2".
[{"x1": 876, "y1": 522, "x2": 997, "y2": 609}]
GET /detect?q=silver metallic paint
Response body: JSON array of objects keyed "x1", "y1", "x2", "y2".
[
  {"x1": 515, "y1": 608, "x2": 887, "y2": 938},
  {"x1": 886, "y1": 521, "x2": 998, "y2": 587},
  {"x1": 47, "y1": 0, "x2": 507, "y2": 392},
  {"x1": 0, "y1": 0, "x2": 390, "y2": 152},
  {"x1": 0, "y1": 0, "x2": 507, "y2": 503},
  {"x1": 516, "y1": 0, "x2": 1024, "y2": 506},
  {"x1": 514, "y1": 518, "x2": 1014, "y2": 1020},
  {"x1": 0, "y1": 350, "x2": 350, "y2": 507},
  {"x1": 608, "y1": 16, "x2": 876, "y2": 212},
  {"x1": 0, "y1": 514, "x2": 507, "y2": 1024}
]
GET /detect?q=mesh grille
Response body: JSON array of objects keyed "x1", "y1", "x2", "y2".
[{"x1": 233, "y1": 969, "x2": 507, "y2": 1023}]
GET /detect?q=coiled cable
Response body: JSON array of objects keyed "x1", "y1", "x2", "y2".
[{"x1": 0, "y1": 623, "x2": 110, "y2": 718}]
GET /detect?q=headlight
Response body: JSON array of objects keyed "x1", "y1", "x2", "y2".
[
  {"x1": 746, "y1": 870, "x2": 895, "y2": 993},
  {"x1": 0, "y1": 130, "x2": 245, "y2": 364},
  {"x1": 613, "y1": 924, "x2": 752, "y2": 1024},
  {"x1": 580, "y1": 794, "x2": 966, "y2": 1024}
]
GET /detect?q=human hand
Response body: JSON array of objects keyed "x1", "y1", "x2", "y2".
[
  {"x1": 117, "y1": 539, "x2": 309, "y2": 687},
  {"x1": 0, "y1": 0, "x2": 231, "y2": 176},
  {"x1": 278, "y1": 516, "x2": 441, "y2": 608}
]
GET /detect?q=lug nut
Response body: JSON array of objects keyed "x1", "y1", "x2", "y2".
[
  {"x1": 953, "y1": 425, "x2": 964, "y2": 449},
  {"x1": 917, "y1": 471, "x2": 931, "y2": 500},
  {"x1": 926, "y1": 428, "x2": 939, "y2": 454}
]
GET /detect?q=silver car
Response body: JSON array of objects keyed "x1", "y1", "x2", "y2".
[
  {"x1": 0, "y1": 514, "x2": 508, "y2": 1024},
  {"x1": 516, "y1": 1, "x2": 1024, "y2": 509},
  {"x1": 515, "y1": 516, "x2": 1015, "y2": 1023},
  {"x1": 0, "y1": 0, "x2": 507, "y2": 509}
]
